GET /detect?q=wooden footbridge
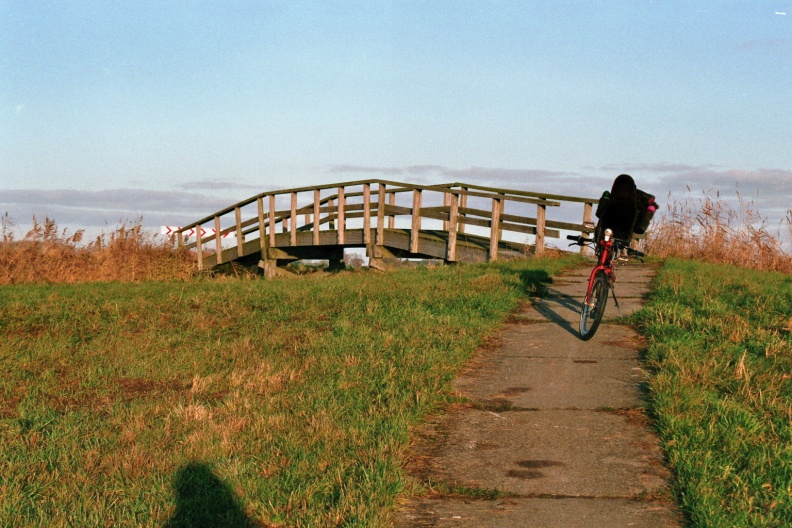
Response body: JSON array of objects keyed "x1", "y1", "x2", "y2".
[{"x1": 175, "y1": 180, "x2": 598, "y2": 277}]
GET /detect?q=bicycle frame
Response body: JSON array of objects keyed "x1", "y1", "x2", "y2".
[
  {"x1": 568, "y1": 229, "x2": 644, "y2": 339},
  {"x1": 585, "y1": 236, "x2": 616, "y2": 303}
]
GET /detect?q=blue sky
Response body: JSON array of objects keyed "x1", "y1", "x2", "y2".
[{"x1": 1, "y1": 1, "x2": 790, "y2": 237}]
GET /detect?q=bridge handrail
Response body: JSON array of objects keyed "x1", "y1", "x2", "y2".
[{"x1": 175, "y1": 178, "x2": 570, "y2": 235}]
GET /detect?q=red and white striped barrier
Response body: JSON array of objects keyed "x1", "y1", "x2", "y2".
[{"x1": 161, "y1": 226, "x2": 236, "y2": 238}]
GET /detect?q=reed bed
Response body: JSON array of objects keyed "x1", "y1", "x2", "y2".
[
  {"x1": 644, "y1": 191, "x2": 792, "y2": 274},
  {"x1": 0, "y1": 215, "x2": 194, "y2": 284}
]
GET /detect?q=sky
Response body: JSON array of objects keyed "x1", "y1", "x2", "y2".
[{"x1": 1, "y1": 1, "x2": 791, "y2": 241}]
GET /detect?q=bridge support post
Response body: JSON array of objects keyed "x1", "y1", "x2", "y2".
[
  {"x1": 258, "y1": 258, "x2": 278, "y2": 279},
  {"x1": 367, "y1": 244, "x2": 393, "y2": 271}
]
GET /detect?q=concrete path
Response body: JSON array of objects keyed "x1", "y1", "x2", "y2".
[{"x1": 395, "y1": 263, "x2": 681, "y2": 527}]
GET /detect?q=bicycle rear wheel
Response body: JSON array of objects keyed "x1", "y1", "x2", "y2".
[{"x1": 579, "y1": 271, "x2": 609, "y2": 340}]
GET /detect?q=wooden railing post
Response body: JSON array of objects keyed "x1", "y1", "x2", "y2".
[
  {"x1": 214, "y1": 216, "x2": 223, "y2": 264},
  {"x1": 459, "y1": 188, "x2": 468, "y2": 234},
  {"x1": 410, "y1": 189, "x2": 422, "y2": 254},
  {"x1": 489, "y1": 197, "x2": 501, "y2": 262},
  {"x1": 290, "y1": 192, "x2": 297, "y2": 246},
  {"x1": 387, "y1": 192, "x2": 396, "y2": 229},
  {"x1": 328, "y1": 199, "x2": 335, "y2": 229},
  {"x1": 235, "y1": 207, "x2": 243, "y2": 257},
  {"x1": 337, "y1": 186, "x2": 346, "y2": 245},
  {"x1": 313, "y1": 189, "x2": 320, "y2": 245},
  {"x1": 363, "y1": 183, "x2": 371, "y2": 245},
  {"x1": 582, "y1": 202, "x2": 593, "y2": 255},
  {"x1": 447, "y1": 192, "x2": 458, "y2": 262},
  {"x1": 257, "y1": 196, "x2": 267, "y2": 257},
  {"x1": 376, "y1": 184, "x2": 386, "y2": 244},
  {"x1": 443, "y1": 192, "x2": 451, "y2": 231},
  {"x1": 268, "y1": 195, "x2": 276, "y2": 248},
  {"x1": 535, "y1": 203, "x2": 546, "y2": 254},
  {"x1": 196, "y1": 225, "x2": 203, "y2": 270}
]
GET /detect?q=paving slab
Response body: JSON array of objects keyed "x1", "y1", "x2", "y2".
[
  {"x1": 454, "y1": 324, "x2": 648, "y2": 410},
  {"x1": 396, "y1": 497, "x2": 680, "y2": 528},
  {"x1": 395, "y1": 263, "x2": 680, "y2": 527},
  {"x1": 420, "y1": 409, "x2": 670, "y2": 498}
]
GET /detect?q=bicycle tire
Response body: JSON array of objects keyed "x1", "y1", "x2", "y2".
[{"x1": 579, "y1": 271, "x2": 609, "y2": 340}]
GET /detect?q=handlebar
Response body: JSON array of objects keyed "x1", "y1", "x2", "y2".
[{"x1": 567, "y1": 234, "x2": 645, "y2": 259}]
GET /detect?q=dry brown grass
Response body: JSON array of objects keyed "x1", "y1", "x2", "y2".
[
  {"x1": 644, "y1": 190, "x2": 792, "y2": 274},
  {"x1": 0, "y1": 214, "x2": 195, "y2": 284}
]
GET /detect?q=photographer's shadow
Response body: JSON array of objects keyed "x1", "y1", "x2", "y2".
[{"x1": 163, "y1": 462, "x2": 260, "y2": 528}]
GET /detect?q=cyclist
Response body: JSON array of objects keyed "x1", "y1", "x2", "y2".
[{"x1": 594, "y1": 174, "x2": 657, "y2": 247}]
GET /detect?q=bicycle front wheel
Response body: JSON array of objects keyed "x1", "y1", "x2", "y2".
[{"x1": 579, "y1": 271, "x2": 609, "y2": 340}]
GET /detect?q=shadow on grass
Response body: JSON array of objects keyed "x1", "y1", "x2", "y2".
[{"x1": 163, "y1": 462, "x2": 261, "y2": 528}]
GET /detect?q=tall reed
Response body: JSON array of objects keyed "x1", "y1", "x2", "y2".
[
  {"x1": 0, "y1": 215, "x2": 194, "y2": 284},
  {"x1": 644, "y1": 190, "x2": 792, "y2": 274}
]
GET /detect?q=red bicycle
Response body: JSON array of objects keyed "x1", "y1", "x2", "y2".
[{"x1": 567, "y1": 228, "x2": 645, "y2": 340}]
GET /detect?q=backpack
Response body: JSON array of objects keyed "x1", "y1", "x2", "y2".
[
  {"x1": 594, "y1": 188, "x2": 658, "y2": 235},
  {"x1": 634, "y1": 189, "x2": 657, "y2": 235}
]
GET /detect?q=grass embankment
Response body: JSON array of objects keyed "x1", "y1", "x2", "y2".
[
  {"x1": 635, "y1": 258, "x2": 792, "y2": 527},
  {"x1": 0, "y1": 255, "x2": 579, "y2": 527}
]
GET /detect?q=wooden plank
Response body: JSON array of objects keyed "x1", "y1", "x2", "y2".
[
  {"x1": 410, "y1": 189, "x2": 421, "y2": 254},
  {"x1": 384, "y1": 204, "x2": 412, "y2": 217},
  {"x1": 337, "y1": 186, "x2": 345, "y2": 245},
  {"x1": 447, "y1": 193, "x2": 458, "y2": 261},
  {"x1": 489, "y1": 198, "x2": 501, "y2": 262},
  {"x1": 363, "y1": 183, "x2": 371, "y2": 245},
  {"x1": 214, "y1": 215, "x2": 223, "y2": 264},
  {"x1": 457, "y1": 216, "x2": 491, "y2": 229},
  {"x1": 441, "y1": 181, "x2": 594, "y2": 204},
  {"x1": 313, "y1": 189, "x2": 320, "y2": 245}
]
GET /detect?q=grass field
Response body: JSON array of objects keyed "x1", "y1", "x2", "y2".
[
  {"x1": 0, "y1": 255, "x2": 579, "y2": 527},
  {"x1": 634, "y1": 258, "x2": 792, "y2": 527}
]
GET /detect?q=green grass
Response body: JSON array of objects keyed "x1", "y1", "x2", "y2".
[
  {"x1": 0, "y1": 255, "x2": 579, "y2": 527},
  {"x1": 634, "y1": 258, "x2": 792, "y2": 527}
]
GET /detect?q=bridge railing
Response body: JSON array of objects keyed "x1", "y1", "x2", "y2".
[{"x1": 174, "y1": 179, "x2": 599, "y2": 270}]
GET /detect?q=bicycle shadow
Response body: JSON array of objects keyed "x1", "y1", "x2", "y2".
[
  {"x1": 162, "y1": 462, "x2": 261, "y2": 528},
  {"x1": 518, "y1": 270, "x2": 585, "y2": 338}
]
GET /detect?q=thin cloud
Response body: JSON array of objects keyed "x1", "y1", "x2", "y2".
[
  {"x1": 599, "y1": 163, "x2": 719, "y2": 173},
  {"x1": 328, "y1": 164, "x2": 573, "y2": 183},
  {"x1": 177, "y1": 180, "x2": 263, "y2": 191},
  {"x1": 0, "y1": 188, "x2": 237, "y2": 230}
]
